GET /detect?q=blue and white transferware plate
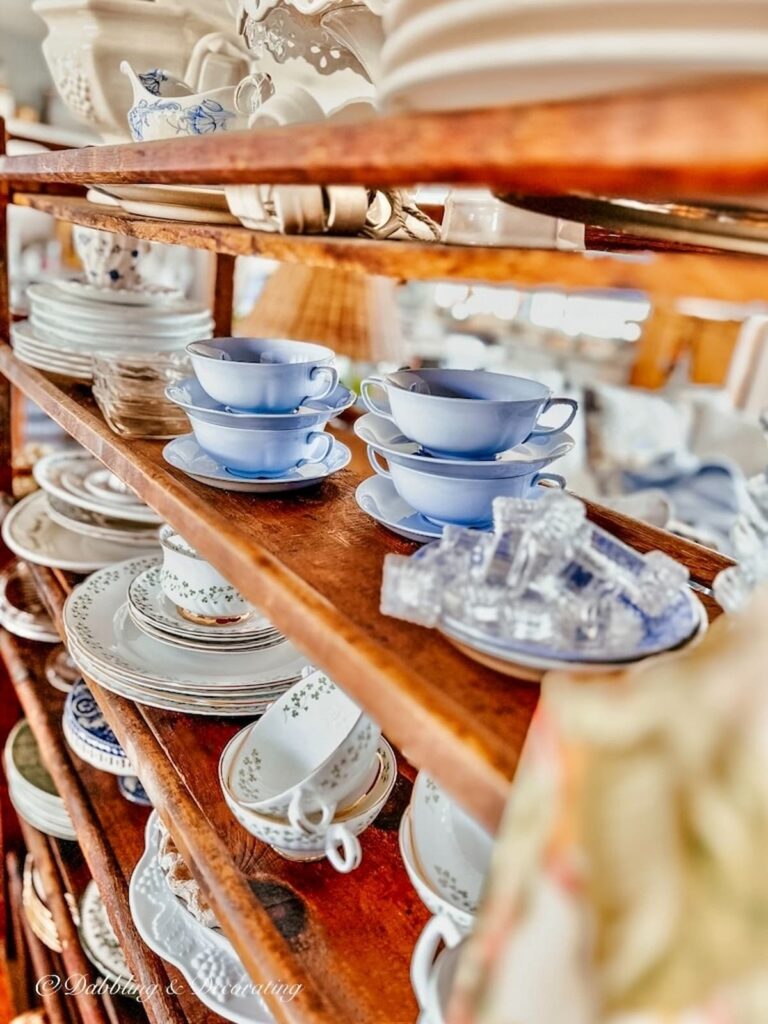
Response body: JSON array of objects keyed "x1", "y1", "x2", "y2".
[
  {"x1": 415, "y1": 526, "x2": 707, "y2": 673},
  {"x1": 118, "y1": 776, "x2": 152, "y2": 806},
  {"x1": 63, "y1": 678, "x2": 133, "y2": 775},
  {"x1": 355, "y1": 413, "x2": 574, "y2": 479},
  {"x1": 166, "y1": 377, "x2": 355, "y2": 428},
  {"x1": 163, "y1": 435, "x2": 351, "y2": 493}
]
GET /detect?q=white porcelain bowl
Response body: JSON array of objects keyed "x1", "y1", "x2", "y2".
[
  {"x1": 221, "y1": 734, "x2": 395, "y2": 872},
  {"x1": 398, "y1": 808, "x2": 474, "y2": 935},
  {"x1": 33, "y1": 0, "x2": 195, "y2": 142},
  {"x1": 158, "y1": 525, "x2": 253, "y2": 622},
  {"x1": 411, "y1": 773, "x2": 493, "y2": 916},
  {"x1": 222, "y1": 670, "x2": 381, "y2": 831}
]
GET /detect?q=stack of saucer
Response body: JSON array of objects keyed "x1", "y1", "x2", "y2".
[
  {"x1": 4, "y1": 721, "x2": 76, "y2": 841},
  {"x1": 23, "y1": 855, "x2": 62, "y2": 953},
  {"x1": 355, "y1": 368, "x2": 577, "y2": 541},
  {"x1": 12, "y1": 281, "x2": 213, "y2": 382},
  {"x1": 0, "y1": 562, "x2": 58, "y2": 643},
  {"x1": 399, "y1": 773, "x2": 493, "y2": 934},
  {"x1": 79, "y1": 881, "x2": 139, "y2": 999},
  {"x1": 163, "y1": 337, "x2": 353, "y2": 493},
  {"x1": 64, "y1": 554, "x2": 307, "y2": 716},
  {"x1": 220, "y1": 671, "x2": 395, "y2": 873}
]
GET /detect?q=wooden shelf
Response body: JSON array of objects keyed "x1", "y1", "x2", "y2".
[
  {"x1": 0, "y1": 630, "x2": 225, "y2": 1024},
  {"x1": 25, "y1": 565, "x2": 425, "y2": 1024},
  {"x1": 13, "y1": 194, "x2": 768, "y2": 301},
  {"x1": 0, "y1": 345, "x2": 732, "y2": 833},
  {"x1": 4, "y1": 80, "x2": 768, "y2": 199}
]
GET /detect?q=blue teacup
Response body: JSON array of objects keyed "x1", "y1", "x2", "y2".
[
  {"x1": 188, "y1": 413, "x2": 334, "y2": 477},
  {"x1": 361, "y1": 369, "x2": 577, "y2": 459},
  {"x1": 368, "y1": 447, "x2": 565, "y2": 527},
  {"x1": 188, "y1": 337, "x2": 338, "y2": 413}
]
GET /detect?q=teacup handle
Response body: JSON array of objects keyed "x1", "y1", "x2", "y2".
[
  {"x1": 324, "y1": 824, "x2": 362, "y2": 874},
  {"x1": 288, "y1": 789, "x2": 335, "y2": 834},
  {"x1": 367, "y1": 447, "x2": 391, "y2": 479},
  {"x1": 307, "y1": 365, "x2": 339, "y2": 402},
  {"x1": 297, "y1": 431, "x2": 334, "y2": 469},
  {"x1": 533, "y1": 472, "x2": 566, "y2": 489},
  {"x1": 529, "y1": 397, "x2": 578, "y2": 438},
  {"x1": 360, "y1": 377, "x2": 393, "y2": 419},
  {"x1": 411, "y1": 914, "x2": 463, "y2": 1011},
  {"x1": 234, "y1": 72, "x2": 274, "y2": 116}
]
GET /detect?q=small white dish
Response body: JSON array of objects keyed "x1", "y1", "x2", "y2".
[
  {"x1": 46, "y1": 495, "x2": 160, "y2": 547},
  {"x1": 34, "y1": 452, "x2": 162, "y2": 524},
  {"x1": 79, "y1": 881, "x2": 138, "y2": 997},
  {"x1": 1, "y1": 492, "x2": 159, "y2": 572},
  {"x1": 398, "y1": 808, "x2": 474, "y2": 935},
  {"x1": 163, "y1": 434, "x2": 351, "y2": 493}
]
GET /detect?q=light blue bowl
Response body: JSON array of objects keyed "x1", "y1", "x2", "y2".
[
  {"x1": 166, "y1": 377, "x2": 355, "y2": 430},
  {"x1": 188, "y1": 338, "x2": 338, "y2": 413},
  {"x1": 188, "y1": 413, "x2": 334, "y2": 477},
  {"x1": 368, "y1": 447, "x2": 565, "y2": 527},
  {"x1": 361, "y1": 368, "x2": 577, "y2": 459}
]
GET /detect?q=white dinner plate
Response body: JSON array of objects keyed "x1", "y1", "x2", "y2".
[
  {"x1": 381, "y1": 30, "x2": 768, "y2": 111},
  {"x1": 120, "y1": 199, "x2": 241, "y2": 225},
  {"x1": 1, "y1": 492, "x2": 159, "y2": 572},
  {"x1": 53, "y1": 278, "x2": 185, "y2": 306},
  {"x1": 64, "y1": 556, "x2": 308, "y2": 694}
]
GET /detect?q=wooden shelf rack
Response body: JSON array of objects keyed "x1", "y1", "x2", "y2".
[{"x1": 0, "y1": 82, "x2": 754, "y2": 1024}]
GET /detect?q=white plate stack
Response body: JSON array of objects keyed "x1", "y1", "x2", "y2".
[
  {"x1": 380, "y1": 0, "x2": 768, "y2": 111},
  {"x1": 4, "y1": 721, "x2": 77, "y2": 842},
  {"x1": 79, "y1": 881, "x2": 139, "y2": 999},
  {"x1": 11, "y1": 281, "x2": 213, "y2": 382}
]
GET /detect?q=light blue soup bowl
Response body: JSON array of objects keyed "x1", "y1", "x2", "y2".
[
  {"x1": 188, "y1": 413, "x2": 334, "y2": 477},
  {"x1": 361, "y1": 368, "x2": 577, "y2": 459},
  {"x1": 368, "y1": 448, "x2": 565, "y2": 527},
  {"x1": 188, "y1": 338, "x2": 338, "y2": 413}
]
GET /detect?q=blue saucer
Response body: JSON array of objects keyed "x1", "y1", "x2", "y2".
[
  {"x1": 118, "y1": 776, "x2": 152, "y2": 806},
  {"x1": 163, "y1": 435, "x2": 351, "y2": 493}
]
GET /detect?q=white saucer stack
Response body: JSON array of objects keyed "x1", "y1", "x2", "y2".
[
  {"x1": 4, "y1": 720, "x2": 77, "y2": 841},
  {"x1": 380, "y1": 0, "x2": 768, "y2": 111},
  {"x1": 12, "y1": 281, "x2": 213, "y2": 382}
]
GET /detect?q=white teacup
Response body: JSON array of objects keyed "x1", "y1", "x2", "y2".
[
  {"x1": 223, "y1": 670, "x2": 381, "y2": 833},
  {"x1": 158, "y1": 525, "x2": 253, "y2": 624},
  {"x1": 72, "y1": 225, "x2": 149, "y2": 291},
  {"x1": 236, "y1": 80, "x2": 325, "y2": 129}
]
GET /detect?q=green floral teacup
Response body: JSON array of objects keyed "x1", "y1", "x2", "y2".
[{"x1": 159, "y1": 524, "x2": 253, "y2": 625}]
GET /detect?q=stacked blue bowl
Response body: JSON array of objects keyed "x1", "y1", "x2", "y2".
[
  {"x1": 166, "y1": 338, "x2": 354, "y2": 479},
  {"x1": 355, "y1": 369, "x2": 578, "y2": 530}
]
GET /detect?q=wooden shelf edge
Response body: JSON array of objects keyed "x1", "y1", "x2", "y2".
[
  {"x1": 4, "y1": 81, "x2": 768, "y2": 199},
  {"x1": 14, "y1": 193, "x2": 768, "y2": 300}
]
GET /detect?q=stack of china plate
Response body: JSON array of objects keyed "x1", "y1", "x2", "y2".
[
  {"x1": 128, "y1": 562, "x2": 283, "y2": 653},
  {"x1": 3, "y1": 490, "x2": 159, "y2": 574},
  {"x1": 79, "y1": 881, "x2": 139, "y2": 999},
  {"x1": 23, "y1": 855, "x2": 63, "y2": 953},
  {"x1": 11, "y1": 281, "x2": 213, "y2": 382},
  {"x1": 0, "y1": 561, "x2": 58, "y2": 642},
  {"x1": 380, "y1": 0, "x2": 768, "y2": 112},
  {"x1": 399, "y1": 773, "x2": 492, "y2": 935},
  {"x1": 130, "y1": 814, "x2": 274, "y2": 1024},
  {"x1": 355, "y1": 369, "x2": 576, "y2": 542},
  {"x1": 220, "y1": 672, "x2": 395, "y2": 873},
  {"x1": 163, "y1": 338, "x2": 353, "y2": 493},
  {"x1": 63, "y1": 556, "x2": 308, "y2": 716},
  {"x1": 4, "y1": 721, "x2": 76, "y2": 841}
]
